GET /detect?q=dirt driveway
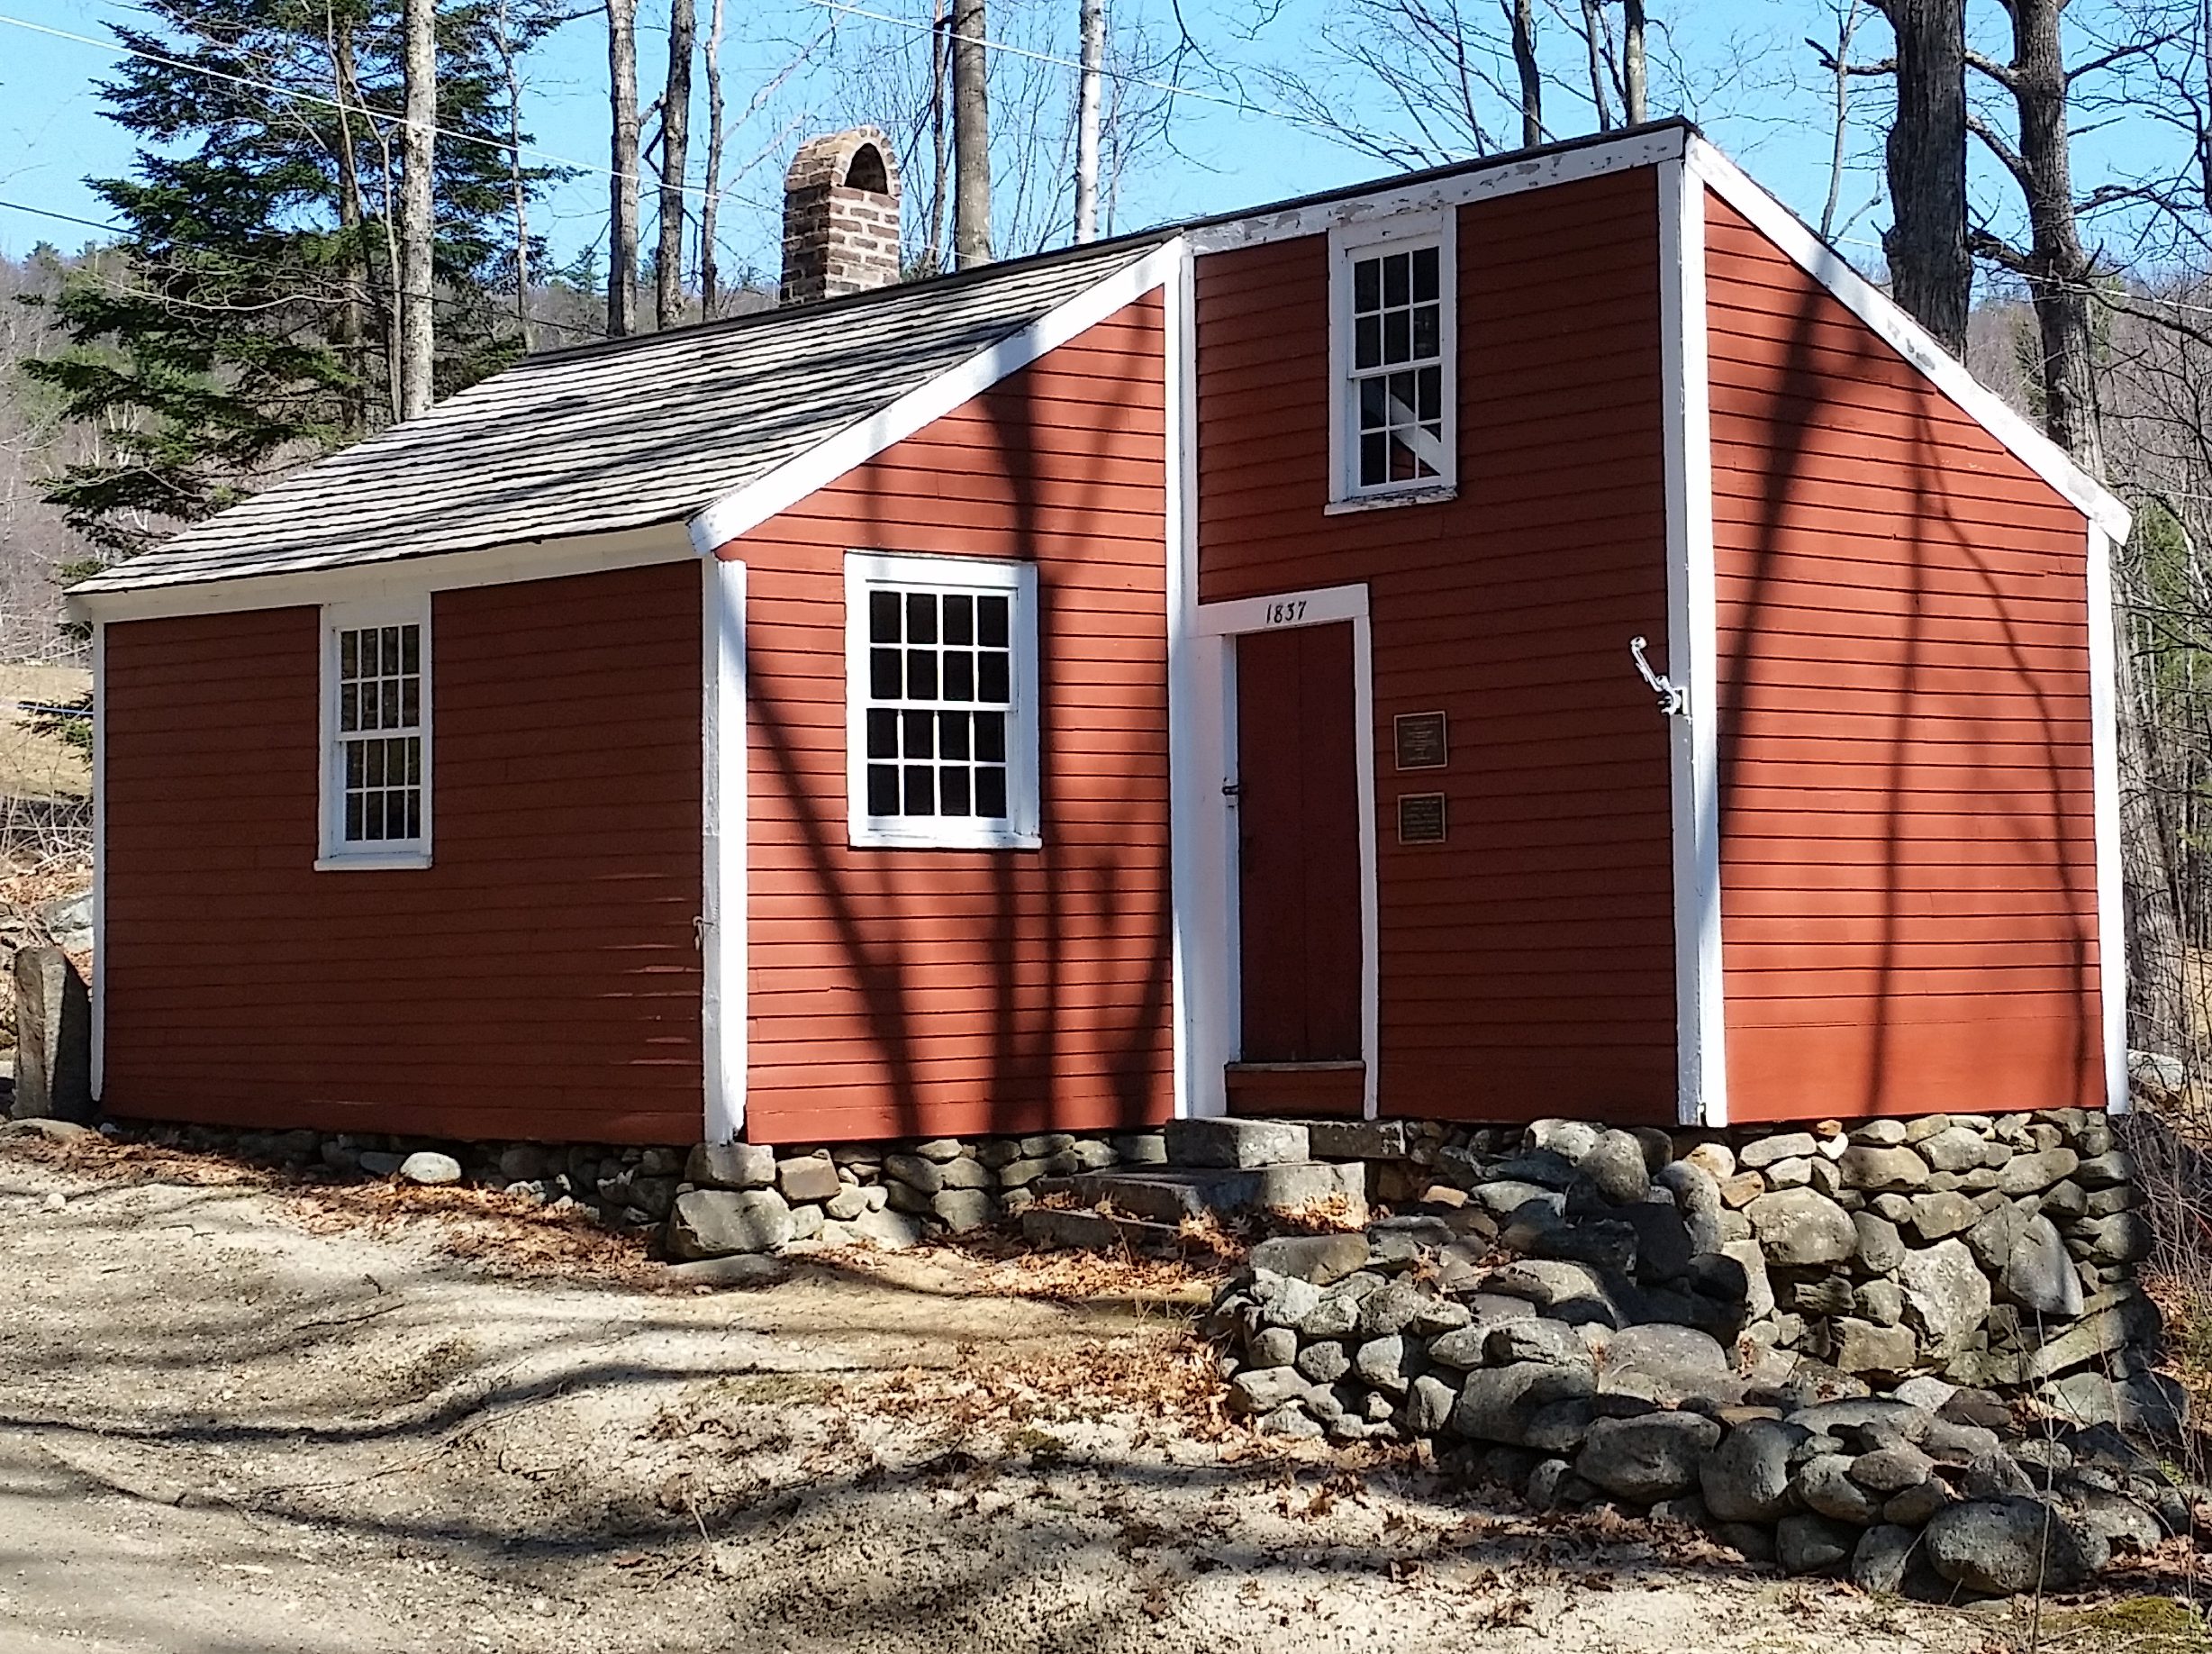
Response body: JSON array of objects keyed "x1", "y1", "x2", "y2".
[{"x1": 0, "y1": 1132, "x2": 2148, "y2": 1653}]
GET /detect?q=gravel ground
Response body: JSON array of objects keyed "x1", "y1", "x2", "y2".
[{"x1": 0, "y1": 1132, "x2": 2117, "y2": 1653}]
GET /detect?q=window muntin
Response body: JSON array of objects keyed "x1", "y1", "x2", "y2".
[
  {"x1": 846, "y1": 553, "x2": 1038, "y2": 850},
  {"x1": 1331, "y1": 214, "x2": 1456, "y2": 504},
  {"x1": 320, "y1": 601, "x2": 430, "y2": 867}
]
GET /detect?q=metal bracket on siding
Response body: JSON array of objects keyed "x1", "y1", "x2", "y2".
[{"x1": 1628, "y1": 636, "x2": 1689, "y2": 718}]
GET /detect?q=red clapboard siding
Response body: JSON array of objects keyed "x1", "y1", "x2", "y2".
[
  {"x1": 100, "y1": 560, "x2": 706, "y2": 1142},
  {"x1": 725, "y1": 297, "x2": 1174, "y2": 1146},
  {"x1": 1704, "y1": 191, "x2": 2104, "y2": 1120},
  {"x1": 1196, "y1": 166, "x2": 1678, "y2": 1125}
]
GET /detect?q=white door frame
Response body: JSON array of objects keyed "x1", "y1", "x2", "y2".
[{"x1": 1184, "y1": 582, "x2": 1380, "y2": 1120}]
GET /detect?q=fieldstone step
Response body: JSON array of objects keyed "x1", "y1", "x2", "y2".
[
  {"x1": 1034, "y1": 1160, "x2": 1367, "y2": 1226},
  {"x1": 1162, "y1": 1118, "x2": 1310, "y2": 1168},
  {"x1": 1020, "y1": 1206, "x2": 1184, "y2": 1251}
]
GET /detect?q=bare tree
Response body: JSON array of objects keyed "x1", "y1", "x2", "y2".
[
  {"x1": 952, "y1": 0, "x2": 992, "y2": 265},
  {"x1": 399, "y1": 0, "x2": 437, "y2": 416},
  {"x1": 1815, "y1": 0, "x2": 1871, "y2": 239},
  {"x1": 1621, "y1": 0, "x2": 1646, "y2": 122},
  {"x1": 1074, "y1": 0, "x2": 1104, "y2": 241},
  {"x1": 1579, "y1": 0, "x2": 1615, "y2": 129},
  {"x1": 606, "y1": 0, "x2": 642, "y2": 335},
  {"x1": 700, "y1": 0, "x2": 728, "y2": 320},
  {"x1": 657, "y1": 0, "x2": 696, "y2": 328},
  {"x1": 1510, "y1": 0, "x2": 1543, "y2": 146},
  {"x1": 1865, "y1": 0, "x2": 1972, "y2": 354}
]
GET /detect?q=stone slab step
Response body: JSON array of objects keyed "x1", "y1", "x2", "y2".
[
  {"x1": 1162, "y1": 1117, "x2": 1311, "y2": 1168},
  {"x1": 1033, "y1": 1160, "x2": 1367, "y2": 1226},
  {"x1": 1020, "y1": 1206, "x2": 1184, "y2": 1251}
]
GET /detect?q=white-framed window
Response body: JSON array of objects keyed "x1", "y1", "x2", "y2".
[
  {"x1": 1328, "y1": 210, "x2": 1458, "y2": 507},
  {"x1": 844, "y1": 550, "x2": 1040, "y2": 850},
  {"x1": 317, "y1": 597, "x2": 431, "y2": 869}
]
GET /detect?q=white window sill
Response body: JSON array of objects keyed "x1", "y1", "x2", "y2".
[
  {"x1": 849, "y1": 827, "x2": 1043, "y2": 852},
  {"x1": 315, "y1": 850, "x2": 433, "y2": 872},
  {"x1": 1325, "y1": 485, "x2": 1458, "y2": 515}
]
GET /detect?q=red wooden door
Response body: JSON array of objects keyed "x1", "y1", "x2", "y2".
[{"x1": 1235, "y1": 622, "x2": 1364, "y2": 1062}]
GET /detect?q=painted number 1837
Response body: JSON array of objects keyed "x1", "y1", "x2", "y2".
[{"x1": 1265, "y1": 599, "x2": 1308, "y2": 626}]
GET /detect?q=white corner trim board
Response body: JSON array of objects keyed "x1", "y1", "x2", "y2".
[
  {"x1": 1163, "y1": 238, "x2": 1208, "y2": 1121},
  {"x1": 2085, "y1": 525, "x2": 2129, "y2": 1114},
  {"x1": 701, "y1": 556, "x2": 748, "y2": 1143},
  {"x1": 689, "y1": 238, "x2": 1187, "y2": 557},
  {"x1": 1684, "y1": 135, "x2": 2132, "y2": 545},
  {"x1": 89, "y1": 622, "x2": 105, "y2": 1104},
  {"x1": 1657, "y1": 154, "x2": 1728, "y2": 1131},
  {"x1": 64, "y1": 523, "x2": 700, "y2": 625},
  {"x1": 1187, "y1": 125, "x2": 1688, "y2": 253}
]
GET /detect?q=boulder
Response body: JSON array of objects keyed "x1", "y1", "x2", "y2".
[
  {"x1": 1740, "y1": 1131, "x2": 1818, "y2": 1169},
  {"x1": 1247, "y1": 1327, "x2": 1299, "y2": 1369},
  {"x1": 1574, "y1": 1412, "x2": 1723, "y2": 1504},
  {"x1": 1657, "y1": 1161, "x2": 1725, "y2": 1254},
  {"x1": 1850, "y1": 1444, "x2": 1936, "y2": 1494},
  {"x1": 776, "y1": 1154, "x2": 842, "y2": 1204},
  {"x1": 1998, "y1": 1149, "x2": 2081, "y2": 1197},
  {"x1": 1852, "y1": 1523, "x2": 1921, "y2": 1594},
  {"x1": 1776, "y1": 1512, "x2": 1857, "y2": 1575},
  {"x1": 1700, "y1": 1417, "x2": 1802, "y2": 1522},
  {"x1": 1294, "y1": 1340, "x2": 1350, "y2": 1385},
  {"x1": 1227, "y1": 1367, "x2": 1314, "y2": 1415},
  {"x1": 850, "y1": 1206, "x2": 922, "y2": 1250},
  {"x1": 1746, "y1": 1188, "x2": 1857, "y2": 1266},
  {"x1": 9, "y1": 948, "x2": 91, "y2": 1123},
  {"x1": 1578, "y1": 1131, "x2": 1651, "y2": 1204},
  {"x1": 1526, "y1": 1119, "x2": 1602, "y2": 1161},
  {"x1": 2075, "y1": 1213, "x2": 2152, "y2": 1265},
  {"x1": 1488, "y1": 1317, "x2": 1591, "y2": 1368},
  {"x1": 1839, "y1": 1146, "x2": 1931, "y2": 1192},
  {"x1": 1354, "y1": 1334, "x2": 1416, "y2": 1394},
  {"x1": 1249, "y1": 1232, "x2": 1371, "y2": 1286},
  {"x1": 1924, "y1": 1497, "x2": 2103, "y2": 1594},
  {"x1": 1471, "y1": 1179, "x2": 1568, "y2": 1218},
  {"x1": 2039, "y1": 1369, "x2": 2188, "y2": 1439},
  {"x1": 398, "y1": 1151, "x2": 462, "y2": 1186},
  {"x1": 1450, "y1": 1360, "x2": 1597, "y2": 1445},
  {"x1": 1797, "y1": 1454, "x2": 1885, "y2": 1523},
  {"x1": 1405, "y1": 1373, "x2": 1457, "y2": 1434},
  {"x1": 1165, "y1": 1117, "x2": 1309, "y2": 1168},
  {"x1": 1853, "y1": 1211, "x2": 1906, "y2": 1273},
  {"x1": 1918, "y1": 1126, "x2": 1990, "y2": 1174},
  {"x1": 1999, "y1": 1215, "x2": 2084, "y2": 1318},
  {"x1": 1907, "y1": 1191, "x2": 1981, "y2": 1241},
  {"x1": 1897, "y1": 1238, "x2": 1991, "y2": 1362},
  {"x1": 884, "y1": 1154, "x2": 945, "y2": 1195},
  {"x1": 667, "y1": 1187, "x2": 795, "y2": 1259},
  {"x1": 1832, "y1": 1318, "x2": 1916, "y2": 1379}
]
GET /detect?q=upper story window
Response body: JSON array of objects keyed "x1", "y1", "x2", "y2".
[
  {"x1": 1329, "y1": 211, "x2": 1458, "y2": 508},
  {"x1": 319, "y1": 598, "x2": 431, "y2": 869},
  {"x1": 844, "y1": 550, "x2": 1040, "y2": 850}
]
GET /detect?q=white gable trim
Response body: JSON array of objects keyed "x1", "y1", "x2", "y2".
[
  {"x1": 65, "y1": 524, "x2": 697, "y2": 624},
  {"x1": 1188, "y1": 126, "x2": 1688, "y2": 254},
  {"x1": 1658, "y1": 155, "x2": 1728, "y2": 1130},
  {"x1": 688, "y1": 239, "x2": 1186, "y2": 556},
  {"x1": 1685, "y1": 135, "x2": 2131, "y2": 544}
]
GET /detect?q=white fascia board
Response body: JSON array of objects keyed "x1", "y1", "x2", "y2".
[
  {"x1": 2085, "y1": 524, "x2": 2129, "y2": 1114},
  {"x1": 1684, "y1": 135, "x2": 2132, "y2": 545},
  {"x1": 1658, "y1": 155, "x2": 1727, "y2": 1130},
  {"x1": 1187, "y1": 126, "x2": 1688, "y2": 255},
  {"x1": 702, "y1": 556, "x2": 748, "y2": 1143},
  {"x1": 689, "y1": 239, "x2": 1186, "y2": 557},
  {"x1": 65, "y1": 523, "x2": 697, "y2": 625}
]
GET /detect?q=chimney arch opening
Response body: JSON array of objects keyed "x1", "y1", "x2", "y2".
[{"x1": 845, "y1": 142, "x2": 890, "y2": 195}]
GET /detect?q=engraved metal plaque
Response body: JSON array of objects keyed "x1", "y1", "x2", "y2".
[
  {"x1": 1394, "y1": 710, "x2": 1448, "y2": 770},
  {"x1": 1397, "y1": 792, "x2": 1447, "y2": 845}
]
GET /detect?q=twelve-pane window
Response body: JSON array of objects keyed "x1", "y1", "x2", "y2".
[
  {"x1": 1348, "y1": 242, "x2": 1446, "y2": 489},
  {"x1": 864, "y1": 586, "x2": 1012, "y2": 822},
  {"x1": 336, "y1": 622, "x2": 423, "y2": 843}
]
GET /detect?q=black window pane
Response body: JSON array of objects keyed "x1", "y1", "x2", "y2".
[
  {"x1": 340, "y1": 632, "x2": 358, "y2": 677},
  {"x1": 939, "y1": 711, "x2": 971, "y2": 759},
  {"x1": 939, "y1": 767, "x2": 971, "y2": 816},
  {"x1": 943, "y1": 651, "x2": 975, "y2": 701},
  {"x1": 1383, "y1": 309, "x2": 1410, "y2": 363},
  {"x1": 403, "y1": 738, "x2": 421, "y2": 784},
  {"x1": 902, "y1": 710, "x2": 934, "y2": 758},
  {"x1": 340, "y1": 684, "x2": 359, "y2": 733},
  {"x1": 401, "y1": 626, "x2": 420, "y2": 674},
  {"x1": 906, "y1": 592, "x2": 938, "y2": 644},
  {"x1": 978, "y1": 650, "x2": 1009, "y2": 704},
  {"x1": 1411, "y1": 304, "x2": 1438, "y2": 360},
  {"x1": 367, "y1": 791, "x2": 387, "y2": 840},
  {"x1": 402, "y1": 681, "x2": 420, "y2": 727},
  {"x1": 1353, "y1": 257, "x2": 1380, "y2": 312},
  {"x1": 1382, "y1": 250, "x2": 1410, "y2": 306},
  {"x1": 871, "y1": 647, "x2": 902, "y2": 700},
  {"x1": 906, "y1": 649, "x2": 938, "y2": 700},
  {"x1": 1417, "y1": 364, "x2": 1442, "y2": 422},
  {"x1": 867, "y1": 708, "x2": 897, "y2": 759},
  {"x1": 903, "y1": 765, "x2": 935, "y2": 815},
  {"x1": 1355, "y1": 314, "x2": 1380, "y2": 370},
  {"x1": 869, "y1": 589, "x2": 902, "y2": 642},
  {"x1": 345, "y1": 794, "x2": 363, "y2": 840},
  {"x1": 975, "y1": 711, "x2": 1007, "y2": 762},
  {"x1": 975, "y1": 766, "x2": 1007, "y2": 819},
  {"x1": 405, "y1": 794, "x2": 422, "y2": 837},
  {"x1": 944, "y1": 594, "x2": 973, "y2": 644},
  {"x1": 867, "y1": 763, "x2": 900, "y2": 814},
  {"x1": 1411, "y1": 244, "x2": 1439, "y2": 301},
  {"x1": 1389, "y1": 370, "x2": 1417, "y2": 419},
  {"x1": 977, "y1": 595, "x2": 1009, "y2": 648},
  {"x1": 1361, "y1": 432, "x2": 1388, "y2": 485},
  {"x1": 366, "y1": 741, "x2": 385, "y2": 786},
  {"x1": 1359, "y1": 377, "x2": 1386, "y2": 426}
]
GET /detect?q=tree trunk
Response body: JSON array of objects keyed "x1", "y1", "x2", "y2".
[
  {"x1": 951, "y1": 0, "x2": 991, "y2": 266},
  {"x1": 1881, "y1": 0, "x2": 1972, "y2": 355},
  {"x1": 1820, "y1": 1, "x2": 1865, "y2": 239},
  {"x1": 1074, "y1": 0, "x2": 1103, "y2": 241},
  {"x1": 1510, "y1": 0, "x2": 1542, "y2": 149},
  {"x1": 398, "y1": 0, "x2": 437, "y2": 418},
  {"x1": 1622, "y1": 0, "x2": 1646, "y2": 123},
  {"x1": 327, "y1": 12, "x2": 373, "y2": 432},
  {"x1": 606, "y1": 0, "x2": 641, "y2": 336},
  {"x1": 1580, "y1": 0, "x2": 1612, "y2": 131},
  {"x1": 927, "y1": 1, "x2": 950, "y2": 271},
  {"x1": 494, "y1": 0, "x2": 531, "y2": 352},
  {"x1": 700, "y1": 0, "x2": 725, "y2": 319},
  {"x1": 655, "y1": 0, "x2": 694, "y2": 329}
]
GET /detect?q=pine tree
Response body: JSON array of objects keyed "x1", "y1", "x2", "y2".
[{"x1": 25, "y1": 0, "x2": 552, "y2": 562}]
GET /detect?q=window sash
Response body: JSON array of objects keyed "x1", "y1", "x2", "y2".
[
  {"x1": 321, "y1": 604, "x2": 431, "y2": 864},
  {"x1": 1331, "y1": 219, "x2": 1456, "y2": 503}
]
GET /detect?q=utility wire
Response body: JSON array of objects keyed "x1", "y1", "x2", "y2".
[
  {"x1": 0, "y1": 195, "x2": 613, "y2": 341},
  {"x1": 0, "y1": 10, "x2": 781, "y2": 215}
]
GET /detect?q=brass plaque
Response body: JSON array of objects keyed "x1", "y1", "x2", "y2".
[
  {"x1": 1394, "y1": 710, "x2": 1448, "y2": 770},
  {"x1": 1398, "y1": 792, "x2": 1447, "y2": 845}
]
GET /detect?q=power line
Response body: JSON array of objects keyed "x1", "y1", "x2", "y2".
[
  {"x1": 0, "y1": 195, "x2": 612, "y2": 341},
  {"x1": 0, "y1": 9, "x2": 781, "y2": 216}
]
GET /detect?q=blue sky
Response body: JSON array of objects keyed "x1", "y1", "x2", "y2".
[{"x1": 0, "y1": 0, "x2": 2147, "y2": 285}]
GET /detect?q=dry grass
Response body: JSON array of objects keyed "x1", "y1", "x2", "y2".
[{"x1": 0, "y1": 664, "x2": 89, "y2": 804}]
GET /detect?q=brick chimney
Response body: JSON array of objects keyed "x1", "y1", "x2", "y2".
[{"x1": 781, "y1": 128, "x2": 903, "y2": 304}]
